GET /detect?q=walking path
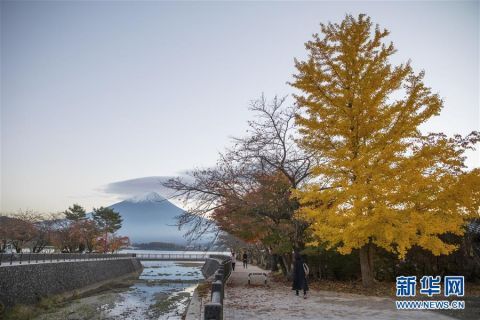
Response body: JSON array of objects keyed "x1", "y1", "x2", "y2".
[{"x1": 223, "y1": 264, "x2": 456, "y2": 320}]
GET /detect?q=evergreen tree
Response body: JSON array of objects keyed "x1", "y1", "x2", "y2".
[
  {"x1": 64, "y1": 204, "x2": 86, "y2": 221},
  {"x1": 92, "y1": 207, "x2": 123, "y2": 253}
]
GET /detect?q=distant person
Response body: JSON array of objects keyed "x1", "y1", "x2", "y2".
[
  {"x1": 231, "y1": 251, "x2": 236, "y2": 271},
  {"x1": 242, "y1": 252, "x2": 248, "y2": 269},
  {"x1": 292, "y1": 251, "x2": 309, "y2": 299}
]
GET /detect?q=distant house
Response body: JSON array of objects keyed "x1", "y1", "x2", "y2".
[
  {"x1": 39, "y1": 246, "x2": 56, "y2": 253},
  {"x1": 2, "y1": 243, "x2": 16, "y2": 254}
]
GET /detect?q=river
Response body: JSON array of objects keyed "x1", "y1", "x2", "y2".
[{"x1": 34, "y1": 250, "x2": 229, "y2": 320}]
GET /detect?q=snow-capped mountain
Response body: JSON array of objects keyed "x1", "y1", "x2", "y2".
[
  {"x1": 127, "y1": 192, "x2": 167, "y2": 203},
  {"x1": 109, "y1": 192, "x2": 188, "y2": 244}
]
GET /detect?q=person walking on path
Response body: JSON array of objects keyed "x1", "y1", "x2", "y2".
[
  {"x1": 242, "y1": 252, "x2": 248, "y2": 269},
  {"x1": 231, "y1": 251, "x2": 236, "y2": 271},
  {"x1": 292, "y1": 252, "x2": 309, "y2": 299}
]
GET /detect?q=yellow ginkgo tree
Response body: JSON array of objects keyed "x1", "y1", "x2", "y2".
[{"x1": 291, "y1": 14, "x2": 480, "y2": 287}]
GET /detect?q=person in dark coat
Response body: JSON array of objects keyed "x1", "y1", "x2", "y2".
[
  {"x1": 292, "y1": 252, "x2": 309, "y2": 298},
  {"x1": 242, "y1": 252, "x2": 248, "y2": 268},
  {"x1": 231, "y1": 251, "x2": 236, "y2": 271}
]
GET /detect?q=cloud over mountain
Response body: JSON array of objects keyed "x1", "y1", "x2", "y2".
[{"x1": 103, "y1": 176, "x2": 177, "y2": 199}]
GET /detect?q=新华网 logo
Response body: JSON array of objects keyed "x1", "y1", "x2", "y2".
[{"x1": 395, "y1": 275, "x2": 465, "y2": 310}]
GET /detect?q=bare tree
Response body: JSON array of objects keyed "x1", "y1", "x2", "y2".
[
  {"x1": 231, "y1": 95, "x2": 313, "y2": 188},
  {"x1": 164, "y1": 96, "x2": 319, "y2": 273},
  {"x1": 31, "y1": 213, "x2": 59, "y2": 253},
  {"x1": 164, "y1": 154, "x2": 253, "y2": 242},
  {"x1": 0, "y1": 216, "x2": 15, "y2": 252},
  {"x1": 8, "y1": 211, "x2": 39, "y2": 253}
]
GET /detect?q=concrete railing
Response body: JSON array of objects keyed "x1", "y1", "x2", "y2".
[{"x1": 204, "y1": 256, "x2": 232, "y2": 320}]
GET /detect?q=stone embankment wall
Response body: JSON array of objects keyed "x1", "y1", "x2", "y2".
[
  {"x1": 201, "y1": 257, "x2": 221, "y2": 279},
  {"x1": 0, "y1": 258, "x2": 142, "y2": 308}
]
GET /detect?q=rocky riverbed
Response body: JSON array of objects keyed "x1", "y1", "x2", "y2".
[{"x1": 33, "y1": 261, "x2": 204, "y2": 320}]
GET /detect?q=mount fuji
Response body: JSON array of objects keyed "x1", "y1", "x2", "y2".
[{"x1": 108, "y1": 192, "x2": 189, "y2": 244}]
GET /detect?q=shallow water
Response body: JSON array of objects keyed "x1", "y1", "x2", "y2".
[{"x1": 35, "y1": 260, "x2": 205, "y2": 320}]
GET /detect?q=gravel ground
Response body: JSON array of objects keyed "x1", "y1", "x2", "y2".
[{"x1": 223, "y1": 265, "x2": 458, "y2": 320}]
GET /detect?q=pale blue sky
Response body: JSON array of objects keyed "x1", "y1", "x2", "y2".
[{"x1": 1, "y1": 1, "x2": 478, "y2": 213}]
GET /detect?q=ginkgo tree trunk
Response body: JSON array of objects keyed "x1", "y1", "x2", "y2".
[{"x1": 291, "y1": 14, "x2": 479, "y2": 287}]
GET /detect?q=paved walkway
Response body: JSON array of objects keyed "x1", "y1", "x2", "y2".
[{"x1": 223, "y1": 265, "x2": 456, "y2": 320}]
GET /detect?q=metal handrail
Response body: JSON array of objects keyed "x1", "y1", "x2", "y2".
[
  {"x1": 134, "y1": 253, "x2": 209, "y2": 261},
  {"x1": 0, "y1": 253, "x2": 135, "y2": 266},
  {"x1": 0, "y1": 252, "x2": 220, "y2": 266}
]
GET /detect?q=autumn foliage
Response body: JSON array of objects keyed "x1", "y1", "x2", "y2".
[
  {"x1": 291, "y1": 14, "x2": 480, "y2": 286},
  {"x1": 212, "y1": 172, "x2": 298, "y2": 248},
  {"x1": 0, "y1": 204, "x2": 129, "y2": 254},
  {"x1": 168, "y1": 14, "x2": 479, "y2": 288}
]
